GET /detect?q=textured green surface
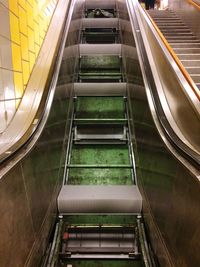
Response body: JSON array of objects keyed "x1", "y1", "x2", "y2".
[
  {"x1": 81, "y1": 56, "x2": 120, "y2": 70},
  {"x1": 68, "y1": 144, "x2": 132, "y2": 185},
  {"x1": 68, "y1": 167, "x2": 132, "y2": 185},
  {"x1": 59, "y1": 260, "x2": 144, "y2": 267},
  {"x1": 71, "y1": 145, "x2": 130, "y2": 165},
  {"x1": 75, "y1": 97, "x2": 125, "y2": 119},
  {"x1": 64, "y1": 215, "x2": 137, "y2": 225}
]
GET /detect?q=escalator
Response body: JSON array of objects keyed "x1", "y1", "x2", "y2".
[
  {"x1": 45, "y1": 4, "x2": 153, "y2": 267},
  {"x1": 0, "y1": 1, "x2": 199, "y2": 267},
  {"x1": 148, "y1": 9, "x2": 200, "y2": 90}
]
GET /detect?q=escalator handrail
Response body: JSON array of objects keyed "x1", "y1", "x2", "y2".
[
  {"x1": 127, "y1": 0, "x2": 200, "y2": 168},
  {"x1": 144, "y1": 7, "x2": 200, "y2": 101},
  {"x1": 0, "y1": 0, "x2": 72, "y2": 164},
  {"x1": 0, "y1": 0, "x2": 76, "y2": 177},
  {"x1": 188, "y1": 0, "x2": 200, "y2": 10}
]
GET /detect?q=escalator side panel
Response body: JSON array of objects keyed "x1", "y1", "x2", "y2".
[{"x1": 122, "y1": 1, "x2": 200, "y2": 267}]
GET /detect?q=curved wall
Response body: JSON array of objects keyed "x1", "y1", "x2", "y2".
[{"x1": 0, "y1": 0, "x2": 58, "y2": 133}]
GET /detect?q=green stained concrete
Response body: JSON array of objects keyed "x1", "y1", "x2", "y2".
[
  {"x1": 75, "y1": 97, "x2": 125, "y2": 119},
  {"x1": 59, "y1": 260, "x2": 144, "y2": 267},
  {"x1": 68, "y1": 144, "x2": 132, "y2": 185},
  {"x1": 64, "y1": 215, "x2": 137, "y2": 225},
  {"x1": 71, "y1": 144, "x2": 130, "y2": 165},
  {"x1": 68, "y1": 167, "x2": 132, "y2": 185},
  {"x1": 81, "y1": 56, "x2": 120, "y2": 70}
]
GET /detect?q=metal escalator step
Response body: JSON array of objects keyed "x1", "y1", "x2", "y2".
[
  {"x1": 155, "y1": 22, "x2": 185, "y2": 26},
  {"x1": 83, "y1": 37, "x2": 117, "y2": 44},
  {"x1": 85, "y1": 0, "x2": 116, "y2": 10},
  {"x1": 79, "y1": 73, "x2": 121, "y2": 76},
  {"x1": 74, "y1": 125, "x2": 127, "y2": 143},
  {"x1": 164, "y1": 32, "x2": 194, "y2": 37},
  {"x1": 180, "y1": 60, "x2": 200, "y2": 67},
  {"x1": 80, "y1": 55, "x2": 121, "y2": 70},
  {"x1": 153, "y1": 18, "x2": 181, "y2": 21},
  {"x1": 173, "y1": 48, "x2": 200, "y2": 54},
  {"x1": 58, "y1": 185, "x2": 142, "y2": 213},
  {"x1": 170, "y1": 43, "x2": 200, "y2": 48},
  {"x1": 79, "y1": 77, "x2": 122, "y2": 82},
  {"x1": 67, "y1": 164, "x2": 132, "y2": 168},
  {"x1": 80, "y1": 44, "x2": 122, "y2": 56},
  {"x1": 185, "y1": 67, "x2": 200, "y2": 74},
  {"x1": 169, "y1": 39, "x2": 200, "y2": 44},
  {"x1": 82, "y1": 18, "x2": 119, "y2": 29},
  {"x1": 161, "y1": 30, "x2": 192, "y2": 34},
  {"x1": 196, "y1": 83, "x2": 200, "y2": 90},
  {"x1": 74, "y1": 82, "x2": 126, "y2": 96},
  {"x1": 157, "y1": 26, "x2": 188, "y2": 29},
  {"x1": 74, "y1": 118, "x2": 127, "y2": 125},
  {"x1": 83, "y1": 31, "x2": 118, "y2": 35},
  {"x1": 190, "y1": 74, "x2": 200, "y2": 83},
  {"x1": 179, "y1": 54, "x2": 200, "y2": 60},
  {"x1": 166, "y1": 36, "x2": 199, "y2": 40}
]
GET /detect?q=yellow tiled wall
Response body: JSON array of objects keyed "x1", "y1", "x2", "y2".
[
  {"x1": 9, "y1": 0, "x2": 58, "y2": 103},
  {"x1": 0, "y1": 0, "x2": 58, "y2": 133}
]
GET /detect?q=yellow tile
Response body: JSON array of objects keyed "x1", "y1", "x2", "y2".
[
  {"x1": 33, "y1": 2, "x2": 38, "y2": 21},
  {"x1": 28, "y1": 27, "x2": 35, "y2": 52},
  {"x1": 9, "y1": 0, "x2": 19, "y2": 16},
  {"x1": 39, "y1": 16, "x2": 44, "y2": 34},
  {"x1": 39, "y1": 36, "x2": 43, "y2": 46},
  {"x1": 10, "y1": 12, "x2": 20, "y2": 44},
  {"x1": 18, "y1": 0, "x2": 26, "y2": 10},
  {"x1": 13, "y1": 72, "x2": 24, "y2": 98},
  {"x1": 34, "y1": 43, "x2": 40, "y2": 56},
  {"x1": 11, "y1": 43, "x2": 22, "y2": 72},
  {"x1": 20, "y1": 34, "x2": 29, "y2": 61},
  {"x1": 27, "y1": 0, "x2": 34, "y2": 7},
  {"x1": 34, "y1": 21, "x2": 39, "y2": 45},
  {"x1": 42, "y1": 19, "x2": 47, "y2": 32},
  {"x1": 22, "y1": 60, "x2": 30, "y2": 85},
  {"x1": 29, "y1": 51, "x2": 35, "y2": 72},
  {"x1": 39, "y1": 11, "x2": 45, "y2": 20},
  {"x1": 19, "y1": 5, "x2": 27, "y2": 35},
  {"x1": 26, "y1": 2, "x2": 34, "y2": 29},
  {"x1": 16, "y1": 98, "x2": 22, "y2": 108},
  {"x1": 40, "y1": 29, "x2": 45, "y2": 39}
]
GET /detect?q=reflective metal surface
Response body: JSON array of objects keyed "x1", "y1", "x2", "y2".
[
  {"x1": 124, "y1": 0, "x2": 200, "y2": 266},
  {"x1": 0, "y1": 1, "x2": 200, "y2": 266},
  {"x1": 136, "y1": 4, "x2": 200, "y2": 159},
  {"x1": 0, "y1": 0, "x2": 84, "y2": 266}
]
